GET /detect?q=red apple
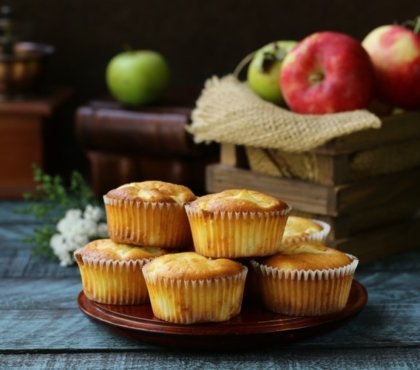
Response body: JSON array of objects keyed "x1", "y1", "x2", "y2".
[
  {"x1": 280, "y1": 32, "x2": 375, "y2": 114},
  {"x1": 362, "y1": 24, "x2": 420, "y2": 110}
]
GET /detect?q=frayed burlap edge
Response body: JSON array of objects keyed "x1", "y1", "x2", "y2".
[{"x1": 188, "y1": 75, "x2": 381, "y2": 153}]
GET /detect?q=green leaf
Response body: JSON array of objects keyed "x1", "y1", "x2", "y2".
[{"x1": 16, "y1": 165, "x2": 102, "y2": 262}]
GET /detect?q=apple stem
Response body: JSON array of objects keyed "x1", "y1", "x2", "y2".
[
  {"x1": 401, "y1": 15, "x2": 420, "y2": 33},
  {"x1": 123, "y1": 43, "x2": 133, "y2": 52},
  {"x1": 415, "y1": 16, "x2": 420, "y2": 33},
  {"x1": 233, "y1": 51, "x2": 256, "y2": 79},
  {"x1": 308, "y1": 72, "x2": 325, "y2": 84}
]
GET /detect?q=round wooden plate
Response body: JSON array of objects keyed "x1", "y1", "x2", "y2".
[{"x1": 78, "y1": 280, "x2": 367, "y2": 349}]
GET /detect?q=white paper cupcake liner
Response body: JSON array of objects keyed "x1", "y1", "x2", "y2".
[
  {"x1": 103, "y1": 195, "x2": 191, "y2": 248},
  {"x1": 74, "y1": 252, "x2": 153, "y2": 305},
  {"x1": 282, "y1": 218, "x2": 331, "y2": 248},
  {"x1": 185, "y1": 204, "x2": 291, "y2": 258},
  {"x1": 251, "y1": 254, "x2": 358, "y2": 316},
  {"x1": 143, "y1": 267, "x2": 248, "y2": 324}
]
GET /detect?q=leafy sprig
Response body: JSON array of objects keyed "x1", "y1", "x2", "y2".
[{"x1": 19, "y1": 166, "x2": 99, "y2": 258}]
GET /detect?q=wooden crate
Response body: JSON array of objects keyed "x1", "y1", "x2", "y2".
[
  {"x1": 207, "y1": 163, "x2": 420, "y2": 217},
  {"x1": 206, "y1": 112, "x2": 420, "y2": 262},
  {"x1": 245, "y1": 112, "x2": 420, "y2": 185}
]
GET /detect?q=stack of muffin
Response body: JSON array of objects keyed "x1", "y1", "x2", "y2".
[{"x1": 74, "y1": 180, "x2": 358, "y2": 324}]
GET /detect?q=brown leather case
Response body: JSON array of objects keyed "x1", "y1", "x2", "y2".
[{"x1": 76, "y1": 100, "x2": 218, "y2": 196}]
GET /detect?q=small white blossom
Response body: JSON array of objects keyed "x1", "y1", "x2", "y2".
[
  {"x1": 50, "y1": 204, "x2": 108, "y2": 267},
  {"x1": 97, "y1": 222, "x2": 109, "y2": 238},
  {"x1": 84, "y1": 205, "x2": 104, "y2": 223},
  {"x1": 50, "y1": 233, "x2": 66, "y2": 250},
  {"x1": 65, "y1": 209, "x2": 82, "y2": 220}
]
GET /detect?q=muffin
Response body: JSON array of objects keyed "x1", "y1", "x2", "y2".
[
  {"x1": 143, "y1": 252, "x2": 248, "y2": 323},
  {"x1": 185, "y1": 189, "x2": 290, "y2": 258},
  {"x1": 251, "y1": 243, "x2": 358, "y2": 316},
  {"x1": 104, "y1": 181, "x2": 196, "y2": 248},
  {"x1": 282, "y1": 216, "x2": 331, "y2": 248},
  {"x1": 74, "y1": 239, "x2": 167, "y2": 305}
]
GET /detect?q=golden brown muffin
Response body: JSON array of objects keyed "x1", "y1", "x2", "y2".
[
  {"x1": 282, "y1": 216, "x2": 330, "y2": 248},
  {"x1": 143, "y1": 252, "x2": 247, "y2": 323},
  {"x1": 185, "y1": 189, "x2": 290, "y2": 258},
  {"x1": 74, "y1": 239, "x2": 167, "y2": 305},
  {"x1": 252, "y1": 243, "x2": 358, "y2": 316},
  {"x1": 104, "y1": 181, "x2": 196, "y2": 248}
]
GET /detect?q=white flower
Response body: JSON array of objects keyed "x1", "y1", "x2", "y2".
[
  {"x1": 50, "y1": 205, "x2": 107, "y2": 267},
  {"x1": 50, "y1": 233, "x2": 66, "y2": 250},
  {"x1": 57, "y1": 251, "x2": 74, "y2": 267},
  {"x1": 65, "y1": 209, "x2": 82, "y2": 220},
  {"x1": 97, "y1": 222, "x2": 109, "y2": 238},
  {"x1": 57, "y1": 217, "x2": 73, "y2": 234},
  {"x1": 84, "y1": 205, "x2": 104, "y2": 223}
]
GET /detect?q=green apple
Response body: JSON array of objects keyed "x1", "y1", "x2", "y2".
[
  {"x1": 106, "y1": 50, "x2": 170, "y2": 106},
  {"x1": 247, "y1": 41, "x2": 297, "y2": 104}
]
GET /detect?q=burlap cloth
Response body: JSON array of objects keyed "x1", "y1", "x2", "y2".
[{"x1": 188, "y1": 75, "x2": 381, "y2": 153}]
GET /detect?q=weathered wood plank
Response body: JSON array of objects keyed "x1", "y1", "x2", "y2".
[
  {"x1": 0, "y1": 273, "x2": 420, "y2": 351},
  {"x1": 315, "y1": 111, "x2": 420, "y2": 154},
  {"x1": 0, "y1": 304, "x2": 419, "y2": 351},
  {"x1": 206, "y1": 163, "x2": 420, "y2": 217},
  {"x1": 0, "y1": 244, "x2": 80, "y2": 278},
  {"x1": 0, "y1": 223, "x2": 36, "y2": 243},
  {"x1": 0, "y1": 278, "x2": 81, "y2": 309},
  {"x1": 334, "y1": 218, "x2": 420, "y2": 263},
  {"x1": 0, "y1": 201, "x2": 39, "y2": 223},
  {"x1": 206, "y1": 164, "x2": 332, "y2": 215},
  {"x1": 357, "y1": 250, "x2": 420, "y2": 272},
  {"x1": 325, "y1": 195, "x2": 420, "y2": 238},
  {"x1": 0, "y1": 309, "x2": 145, "y2": 351},
  {"x1": 1, "y1": 348, "x2": 419, "y2": 370},
  {"x1": 336, "y1": 168, "x2": 420, "y2": 214}
]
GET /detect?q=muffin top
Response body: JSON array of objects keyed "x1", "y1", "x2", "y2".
[
  {"x1": 283, "y1": 216, "x2": 323, "y2": 239},
  {"x1": 143, "y1": 252, "x2": 245, "y2": 280},
  {"x1": 105, "y1": 181, "x2": 196, "y2": 205},
  {"x1": 188, "y1": 189, "x2": 289, "y2": 213},
  {"x1": 74, "y1": 239, "x2": 166, "y2": 261},
  {"x1": 261, "y1": 243, "x2": 352, "y2": 271}
]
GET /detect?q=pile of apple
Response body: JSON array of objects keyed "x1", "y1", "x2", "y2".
[{"x1": 247, "y1": 19, "x2": 420, "y2": 114}]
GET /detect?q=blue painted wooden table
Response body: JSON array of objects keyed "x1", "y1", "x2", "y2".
[{"x1": 1, "y1": 201, "x2": 419, "y2": 369}]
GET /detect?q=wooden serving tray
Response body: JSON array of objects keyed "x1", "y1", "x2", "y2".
[{"x1": 78, "y1": 280, "x2": 367, "y2": 350}]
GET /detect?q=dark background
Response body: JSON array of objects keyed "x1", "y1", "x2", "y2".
[
  {"x1": 10, "y1": 0, "x2": 420, "y2": 102},
  {"x1": 5, "y1": 0, "x2": 420, "y2": 177}
]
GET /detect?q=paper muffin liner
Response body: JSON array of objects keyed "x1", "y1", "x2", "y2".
[
  {"x1": 104, "y1": 196, "x2": 192, "y2": 248},
  {"x1": 74, "y1": 252, "x2": 152, "y2": 305},
  {"x1": 281, "y1": 219, "x2": 331, "y2": 249},
  {"x1": 143, "y1": 267, "x2": 248, "y2": 324},
  {"x1": 251, "y1": 255, "x2": 358, "y2": 316},
  {"x1": 185, "y1": 205, "x2": 291, "y2": 258}
]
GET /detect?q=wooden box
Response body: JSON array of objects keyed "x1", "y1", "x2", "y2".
[
  {"x1": 0, "y1": 89, "x2": 73, "y2": 199},
  {"x1": 206, "y1": 112, "x2": 420, "y2": 263}
]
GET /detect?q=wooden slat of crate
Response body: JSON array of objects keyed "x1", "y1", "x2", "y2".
[
  {"x1": 273, "y1": 139, "x2": 420, "y2": 186},
  {"x1": 241, "y1": 112, "x2": 420, "y2": 186},
  {"x1": 314, "y1": 112, "x2": 420, "y2": 155},
  {"x1": 333, "y1": 217, "x2": 420, "y2": 263},
  {"x1": 336, "y1": 168, "x2": 420, "y2": 214},
  {"x1": 206, "y1": 163, "x2": 420, "y2": 217},
  {"x1": 207, "y1": 163, "x2": 331, "y2": 215},
  {"x1": 293, "y1": 194, "x2": 420, "y2": 239}
]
